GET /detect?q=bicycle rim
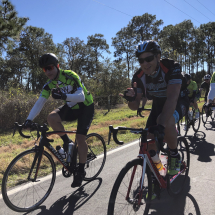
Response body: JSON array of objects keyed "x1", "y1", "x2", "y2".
[
  {"x1": 192, "y1": 108, "x2": 201, "y2": 132},
  {"x1": 2, "y1": 149, "x2": 56, "y2": 212},
  {"x1": 108, "y1": 158, "x2": 152, "y2": 215},
  {"x1": 84, "y1": 133, "x2": 106, "y2": 181},
  {"x1": 167, "y1": 137, "x2": 190, "y2": 196}
]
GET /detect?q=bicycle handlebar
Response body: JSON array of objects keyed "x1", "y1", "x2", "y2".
[
  {"x1": 13, "y1": 122, "x2": 50, "y2": 140},
  {"x1": 137, "y1": 108, "x2": 151, "y2": 118},
  {"x1": 108, "y1": 125, "x2": 165, "y2": 152},
  {"x1": 108, "y1": 125, "x2": 145, "y2": 145}
]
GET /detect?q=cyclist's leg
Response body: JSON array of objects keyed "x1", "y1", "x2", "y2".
[
  {"x1": 72, "y1": 103, "x2": 94, "y2": 187},
  {"x1": 47, "y1": 105, "x2": 75, "y2": 150},
  {"x1": 145, "y1": 106, "x2": 157, "y2": 151},
  {"x1": 162, "y1": 99, "x2": 188, "y2": 175}
]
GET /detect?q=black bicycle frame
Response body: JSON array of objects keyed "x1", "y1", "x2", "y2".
[{"x1": 28, "y1": 133, "x2": 75, "y2": 182}]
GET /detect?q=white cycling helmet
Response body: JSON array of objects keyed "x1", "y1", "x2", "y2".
[{"x1": 204, "y1": 74, "x2": 211, "y2": 80}]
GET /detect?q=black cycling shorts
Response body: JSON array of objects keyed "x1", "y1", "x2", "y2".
[
  {"x1": 57, "y1": 103, "x2": 94, "y2": 135},
  {"x1": 146, "y1": 97, "x2": 189, "y2": 128}
]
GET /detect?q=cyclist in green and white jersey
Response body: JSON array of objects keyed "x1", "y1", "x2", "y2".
[
  {"x1": 207, "y1": 71, "x2": 215, "y2": 104},
  {"x1": 184, "y1": 74, "x2": 200, "y2": 120},
  {"x1": 204, "y1": 71, "x2": 215, "y2": 116},
  {"x1": 23, "y1": 53, "x2": 94, "y2": 188}
]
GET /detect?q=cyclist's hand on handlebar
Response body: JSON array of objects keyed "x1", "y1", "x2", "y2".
[
  {"x1": 119, "y1": 82, "x2": 137, "y2": 102},
  {"x1": 148, "y1": 124, "x2": 165, "y2": 138},
  {"x1": 52, "y1": 88, "x2": 67, "y2": 100},
  {"x1": 23, "y1": 119, "x2": 33, "y2": 129}
]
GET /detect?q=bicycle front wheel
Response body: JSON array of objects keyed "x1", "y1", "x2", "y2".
[
  {"x1": 108, "y1": 158, "x2": 152, "y2": 215},
  {"x1": 167, "y1": 136, "x2": 190, "y2": 196},
  {"x1": 2, "y1": 149, "x2": 56, "y2": 212},
  {"x1": 84, "y1": 133, "x2": 106, "y2": 181}
]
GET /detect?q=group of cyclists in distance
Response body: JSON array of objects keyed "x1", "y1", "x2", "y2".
[{"x1": 22, "y1": 40, "x2": 214, "y2": 199}]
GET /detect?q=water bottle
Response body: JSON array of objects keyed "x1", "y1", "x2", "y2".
[
  {"x1": 149, "y1": 150, "x2": 163, "y2": 171},
  {"x1": 188, "y1": 110, "x2": 193, "y2": 120},
  {"x1": 66, "y1": 141, "x2": 75, "y2": 163},
  {"x1": 56, "y1": 146, "x2": 67, "y2": 159}
]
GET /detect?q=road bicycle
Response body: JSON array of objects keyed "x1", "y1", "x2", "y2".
[
  {"x1": 202, "y1": 103, "x2": 215, "y2": 124},
  {"x1": 107, "y1": 125, "x2": 190, "y2": 215},
  {"x1": 1, "y1": 122, "x2": 106, "y2": 212},
  {"x1": 177, "y1": 107, "x2": 201, "y2": 137}
]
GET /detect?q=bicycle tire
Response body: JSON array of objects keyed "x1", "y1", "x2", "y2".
[
  {"x1": 84, "y1": 133, "x2": 106, "y2": 181},
  {"x1": 108, "y1": 158, "x2": 152, "y2": 215},
  {"x1": 192, "y1": 108, "x2": 201, "y2": 132},
  {"x1": 167, "y1": 136, "x2": 190, "y2": 196},
  {"x1": 2, "y1": 149, "x2": 56, "y2": 212}
]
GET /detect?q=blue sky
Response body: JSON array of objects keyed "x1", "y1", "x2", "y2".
[{"x1": 10, "y1": 0, "x2": 215, "y2": 58}]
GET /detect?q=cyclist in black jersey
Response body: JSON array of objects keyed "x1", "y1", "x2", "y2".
[
  {"x1": 120, "y1": 40, "x2": 189, "y2": 178},
  {"x1": 199, "y1": 74, "x2": 211, "y2": 102},
  {"x1": 23, "y1": 53, "x2": 94, "y2": 188}
]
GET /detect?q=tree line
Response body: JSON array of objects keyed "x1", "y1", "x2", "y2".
[{"x1": 1, "y1": 0, "x2": 215, "y2": 98}]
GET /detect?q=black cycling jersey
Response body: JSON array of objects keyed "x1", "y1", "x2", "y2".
[
  {"x1": 200, "y1": 81, "x2": 210, "y2": 101},
  {"x1": 132, "y1": 58, "x2": 189, "y2": 125},
  {"x1": 132, "y1": 59, "x2": 187, "y2": 102}
]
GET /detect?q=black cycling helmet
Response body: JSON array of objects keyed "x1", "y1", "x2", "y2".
[
  {"x1": 184, "y1": 74, "x2": 191, "y2": 81},
  {"x1": 135, "y1": 40, "x2": 161, "y2": 58},
  {"x1": 39, "y1": 53, "x2": 59, "y2": 68},
  {"x1": 204, "y1": 74, "x2": 211, "y2": 80}
]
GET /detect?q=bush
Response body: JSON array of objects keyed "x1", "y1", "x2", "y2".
[{"x1": 0, "y1": 88, "x2": 64, "y2": 131}]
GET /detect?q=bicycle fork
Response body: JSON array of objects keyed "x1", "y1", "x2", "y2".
[{"x1": 27, "y1": 146, "x2": 43, "y2": 182}]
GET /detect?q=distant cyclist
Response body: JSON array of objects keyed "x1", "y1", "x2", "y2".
[
  {"x1": 23, "y1": 53, "x2": 94, "y2": 188},
  {"x1": 120, "y1": 40, "x2": 189, "y2": 199},
  {"x1": 204, "y1": 72, "x2": 215, "y2": 116},
  {"x1": 184, "y1": 74, "x2": 200, "y2": 119},
  {"x1": 199, "y1": 74, "x2": 211, "y2": 102}
]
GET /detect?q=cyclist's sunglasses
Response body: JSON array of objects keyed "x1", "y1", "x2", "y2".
[
  {"x1": 138, "y1": 55, "x2": 155, "y2": 64},
  {"x1": 42, "y1": 65, "x2": 54, "y2": 72}
]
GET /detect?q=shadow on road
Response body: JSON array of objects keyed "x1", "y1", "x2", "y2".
[
  {"x1": 24, "y1": 177, "x2": 102, "y2": 215},
  {"x1": 203, "y1": 120, "x2": 215, "y2": 131},
  {"x1": 186, "y1": 131, "x2": 215, "y2": 162},
  {"x1": 149, "y1": 177, "x2": 201, "y2": 215}
]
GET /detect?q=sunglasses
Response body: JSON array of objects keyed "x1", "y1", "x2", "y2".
[
  {"x1": 43, "y1": 65, "x2": 54, "y2": 72},
  {"x1": 138, "y1": 55, "x2": 155, "y2": 64}
]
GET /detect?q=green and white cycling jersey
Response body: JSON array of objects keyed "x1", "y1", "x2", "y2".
[
  {"x1": 27, "y1": 69, "x2": 93, "y2": 121},
  {"x1": 40, "y1": 69, "x2": 93, "y2": 109},
  {"x1": 208, "y1": 72, "x2": 215, "y2": 100},
  {"x1": 187, "y1": 80, "x2": 198, "y2": 97}
]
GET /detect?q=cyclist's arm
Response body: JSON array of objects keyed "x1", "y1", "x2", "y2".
[
  {"x1": 27, "y1": 97, "x2": 47, "y2": 120},
  {"x1": 65, "y1": 87, "x2": 85, "y2": 102},
  {"x1": 128, "y1": 93, "x2": 143, "y2": 110},
  {"x1": 157, "y1": 84, "x2": 181, "y2": 127},
  {"x1": 207, "y1": 83, "x2": 215, "y2": 103}
]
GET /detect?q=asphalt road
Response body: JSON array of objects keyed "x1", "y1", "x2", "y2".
[{"x1": 0, "y1": 118, "x2": 215, "y2": 215}]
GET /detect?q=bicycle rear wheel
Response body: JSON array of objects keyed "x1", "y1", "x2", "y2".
[
  {"x1": 167, "y1": 136, "x2": 190, "y2": 196},
  {"x1": 108, "y1": 158, "x2": 152, "y2": 215},
  {"x1": 192, "y1": 108, "x2": 201, "y2": 132},
  {"x1": 2, "y1": 149, "x2": 56, "y2": 212},
  {"x1": 84, "y1": 133, "x2": 106, "y2": 181}
]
